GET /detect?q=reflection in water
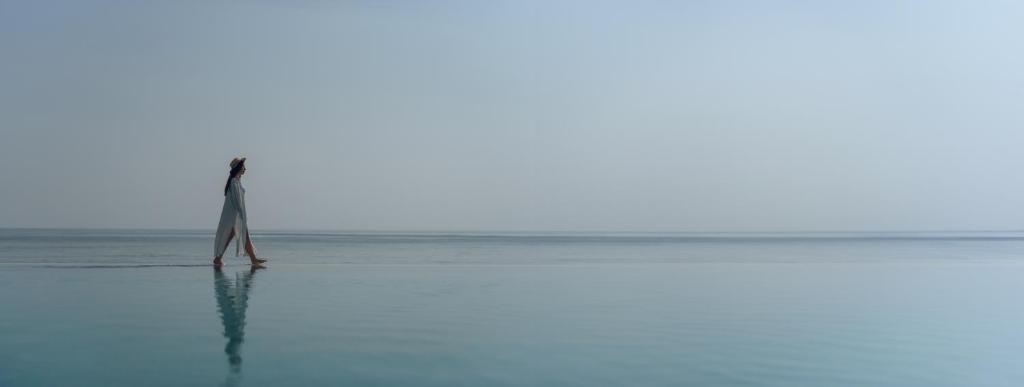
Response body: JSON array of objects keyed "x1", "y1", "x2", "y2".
[{"x1": 214, "y1": 268, "x2": 256, "y2": 385}]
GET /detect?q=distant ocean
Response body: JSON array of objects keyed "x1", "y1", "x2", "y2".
[
  {"x1": 3, "y1": 229, "x2": 1024, "y2": 386},
  {"x1": 4, "y1": 228, "x2": 1024, "y2": 266}
]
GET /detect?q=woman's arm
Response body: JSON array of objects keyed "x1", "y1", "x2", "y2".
[
  {"x1": 230, "y1": 179, "x2": 250, "y2": 257},
  {"x1": 231, "y1": 179, "x2": 248, "y2": 225}
]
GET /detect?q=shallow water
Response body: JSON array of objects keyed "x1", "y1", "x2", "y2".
[{"x1": 3, "y1": 229, "x2": 1024, "y2": 386}]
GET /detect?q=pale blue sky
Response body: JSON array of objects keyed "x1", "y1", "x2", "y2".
[{"x1": 2, "y1": 1, "x2": 1023, "y2": 231}]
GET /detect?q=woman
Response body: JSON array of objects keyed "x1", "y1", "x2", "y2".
[{"x1": 214, "y1": 157, "x2": 267, "y2": 268}]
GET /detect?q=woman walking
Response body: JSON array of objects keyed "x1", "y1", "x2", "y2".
[{"x1": 214, "y1": 157, "x2": 267, "y2": 268}]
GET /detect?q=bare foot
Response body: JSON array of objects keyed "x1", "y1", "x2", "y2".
[
  {"x1": 213, "y1": 257, "x2": 224, "y2": 268},
  {"x1": 254, "y1": 258, "x2": 268, "y2": 264},
  {"x1": 250, "y1": 261, "x2": 267, "y2": 269}
]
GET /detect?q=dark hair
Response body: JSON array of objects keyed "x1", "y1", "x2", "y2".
[{"x1": 224, "y1": 160, "x2": 245, "y2": 196}]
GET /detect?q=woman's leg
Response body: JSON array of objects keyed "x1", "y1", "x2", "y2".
[
  {"x1": 213, "y1": 229, "x2": 236, "y2": 267},
  {"x1": 244, "y1": 231, "x2": 266, "y2": 266}
]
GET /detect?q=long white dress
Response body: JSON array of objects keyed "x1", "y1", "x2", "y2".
[{"x1": 214, "y1": 177, "x2": 254, "y2": 258}]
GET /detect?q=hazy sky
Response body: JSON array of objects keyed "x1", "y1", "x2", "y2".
[{"x1": 2, "y1": 1, "x2": 1024, "y2": 232}]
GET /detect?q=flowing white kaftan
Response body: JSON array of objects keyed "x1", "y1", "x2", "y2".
[{"x1": 214, "y1": 177, "x2": 255, "y2": 258}]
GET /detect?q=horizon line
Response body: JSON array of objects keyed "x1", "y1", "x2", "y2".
[{"x1": 3, "y1": 226, "x2": 1024, "y2": 235}]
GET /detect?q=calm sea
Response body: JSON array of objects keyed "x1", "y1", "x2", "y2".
[{"x1": 2, "y1": 229, "x2": 1024, "y2": 386}]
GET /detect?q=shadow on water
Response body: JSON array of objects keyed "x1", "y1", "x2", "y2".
[{"x1": 214, "y1": 267, "x2": 258, "y2": 387}]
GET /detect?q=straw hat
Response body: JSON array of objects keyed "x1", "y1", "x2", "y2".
[{"x1": 229, "y1": 156, "x2": 247, "y2": 169}]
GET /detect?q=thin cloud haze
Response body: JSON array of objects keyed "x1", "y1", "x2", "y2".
[{"x1": 2, "y1": 1, "x2": 1023, "y2": 232}]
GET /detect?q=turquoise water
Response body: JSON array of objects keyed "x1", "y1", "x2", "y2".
[{"x1": 3, "y1": 229, "x2": 1024, "y2": 386}]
